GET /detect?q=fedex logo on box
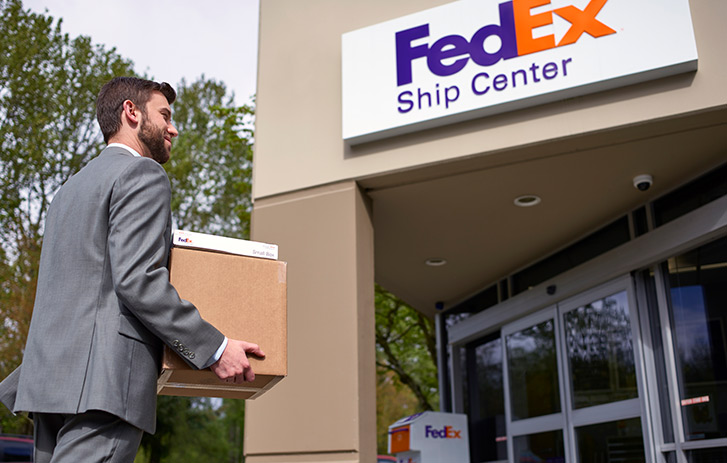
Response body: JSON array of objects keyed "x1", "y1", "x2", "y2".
[
  {"x1": 341, "y1": 0, "x2": 698, "y2": 144},
  {"x1": 396, "y1": 0, "x2": 614, "y2": 86},
  {"x1": 424, "y1": 425, "x2": 462, "y2": 439}
]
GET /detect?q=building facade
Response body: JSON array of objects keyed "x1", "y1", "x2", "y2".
[{"x1": 247, "y1": 1, "x2": 726, "y2": 462}]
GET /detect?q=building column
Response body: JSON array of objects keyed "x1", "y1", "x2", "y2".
[{"x1": 245, "y1": 181, "x2": 376, "y2": 463}]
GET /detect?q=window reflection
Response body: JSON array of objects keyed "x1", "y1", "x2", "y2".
[
  {"x1": 575, "y1": 418, "x2": 645, "y2": 463},
  {"x1": 663, "y1": 452, "x2": 677, "y2": 463},
  {"x1": 564, "y1": 291, "x2": 637, "y2": 409},
  {"x1": 467, "y1": 334, "x2": 507, "y2": 462},
  {"x1": 507, "y1": 319, "x2": 560, "y2": 420},
  {"x1": 666, "y1": 237, "x2": 727, "y2": 441},
  {"x1": 685, "y1": 447, "x2": 727, "y2": 463},
  {"x1": 513, "y1": 430, "x2": 565, "y2": 463}
]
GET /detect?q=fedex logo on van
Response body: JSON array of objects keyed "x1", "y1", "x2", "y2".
[
  {"x1": 424, "y1": 425, "x2": 462, "y2": 439},
  {"x1": 396, "y1": 0, "x2": 615, "y2": 86},
  {"x1": 176, "y1": 237, "x2": 192, "y2": 244}
]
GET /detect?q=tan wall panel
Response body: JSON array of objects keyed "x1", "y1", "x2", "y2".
[
  {"x1": 254, "y1": 0, "x2": 727, "y2": 199},
  {"x1": 354, "y1": 184, "x2": 377, "y2": 463},
  {"x1": 244, "y1": 182, "x2": 375, "y2": 461}
]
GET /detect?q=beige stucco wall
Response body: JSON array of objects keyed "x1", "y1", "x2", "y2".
[
  {"x1": 253, "y1": 0, "x2": 727, "y2": 201},
  {"x1": 245, "y1": 182, "x2": 376, "y2": 462}
]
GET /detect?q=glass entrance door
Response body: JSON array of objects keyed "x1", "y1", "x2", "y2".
[
  {"x1": 502, "y1": 277, "x2": 649, "y2": 463},
  {"x1": 656, "y1": 236, "x2": 727, "y2": 461},
  {"x1": 503, "y1": 307, "x2": 567, "y2": 462}
]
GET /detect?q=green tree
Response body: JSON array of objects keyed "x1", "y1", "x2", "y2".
[
  {"x1": 0, "y1": 0, "x2": 134, "y2": 432},
  {"x1": 219, "y1": 397, "x2": 246, "y2": 463},
  {"x1": 375, "y1": 284, "x2": 439, "y2": 451},
  {"x1": 163, "y1": 78, "x2": 254, "y2": 239},
  {"x1": 137, "y1": 397, "x2": 233, "y2": 463},
  {"x1": 375, "y1": 285, "x2": 438, "y2": 411}
]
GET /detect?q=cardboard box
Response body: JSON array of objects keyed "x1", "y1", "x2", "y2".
[{"x1": 157, "y1": 246, "x2": 287, "y2": 399}]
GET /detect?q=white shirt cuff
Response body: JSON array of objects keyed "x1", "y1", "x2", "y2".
[{"x1": 205, "y1": 337, "x2": 228, "y2": 368}]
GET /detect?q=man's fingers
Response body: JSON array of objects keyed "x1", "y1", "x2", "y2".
[
  {"x1": 227, "y1": 369, "x2": 254, "y2": 384},
  {"x1": 211, "y1": 339, "x2": 261, "y2": 383},
  {"x1": 243, "y1": 343, "x2": 265, "y2": 358}
]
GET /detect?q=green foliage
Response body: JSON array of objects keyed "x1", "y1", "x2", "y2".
[
  {"x1": 375, "y1": 284, "x2": 440, "y2": 454},
  {"x1": 0, "y1": 0, "x2": 134, "y2": 248},
  {"x1": 164, "y1": 78, "x2": 254, "y2": 240},
  {"x1": 137, "y1": 397, "x2": 244, "y2": 463},
  {"x1": 375, "y1": 285, "x2": 438, "y2": 411}
]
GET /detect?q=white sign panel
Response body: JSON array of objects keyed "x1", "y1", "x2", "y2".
[{"x1": 342, "y1": 0, "x2": 698, "y2": 144}]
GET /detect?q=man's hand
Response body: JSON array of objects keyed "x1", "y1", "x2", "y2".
[{"x1": 210, "y1": 340, "x2": 265, "y2": 383}]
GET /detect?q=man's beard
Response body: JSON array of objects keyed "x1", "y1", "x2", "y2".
[{"x1": 138, "y1": 116, "x2": 170, "y2": 164}]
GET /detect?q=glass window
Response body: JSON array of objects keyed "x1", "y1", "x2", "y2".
[
  {"x1": 512, "y1": 430, "x2": 565, "y2": 463},
  {"x1": 575, "y1": 418, "x2": 645, "y2": 463},
  {"x1": 445, "y1": 284, "x2": 499, "y2": 329},
  {"x1": 664, "y1": 237, "x2": 727, "y2": 441},
  {"x1": 564, "y1": 291, "x2": 638, "y2": 409},
  {"x1": 685, "y1": 447, "x2": 727, "y2": 463},
  {"x1": 652, "y1": 162, "x2": 727, "y2": 227},
  {"x1": 467, "y1": 334, "x2": 507, "y2": 462},
  {"x1": 477, "y1": 280, "x2": 648, "y2": 462},
  {"x1": 506, "y1": 319, "x2": 561, "y2": 420},
  {"x1": 632, "y1": 206, "x2": 649, "y2": 237}
]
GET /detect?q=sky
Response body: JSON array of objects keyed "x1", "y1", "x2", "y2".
[{"x1": 22, "y1": 0, "x2": 260, "y2": 107}]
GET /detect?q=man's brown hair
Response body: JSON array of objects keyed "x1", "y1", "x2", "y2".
[{"x1": 96, "y1": 77, "x2": 176, "y2": 143}]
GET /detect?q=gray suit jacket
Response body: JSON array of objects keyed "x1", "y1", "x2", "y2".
[{"x1": 0, "y1": 146, "x2": 224, "y2": 433}]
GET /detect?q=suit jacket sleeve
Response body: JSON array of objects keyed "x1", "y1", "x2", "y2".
[{"x1": 107, "y1": 157, "x2": 224, "y2": 369}]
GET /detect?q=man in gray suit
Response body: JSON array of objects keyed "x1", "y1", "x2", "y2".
[{"x1": 0, "y1": 76, "x2": 264, "y2": 462}]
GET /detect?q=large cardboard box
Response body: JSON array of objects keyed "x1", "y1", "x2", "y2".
[{"x1": 157, "y1": 245, "x2": 287, "y2": 399}]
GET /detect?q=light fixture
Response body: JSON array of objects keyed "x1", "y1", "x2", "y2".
[
  {"x1": 425, "y1": 258, "x2": 447, "y2": 267},
  {"x1": 514, "y1": 195, "x2": 541, "y2": 207}
]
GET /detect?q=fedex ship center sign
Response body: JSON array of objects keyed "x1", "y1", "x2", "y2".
[{"x1": 341, "y1": 0, "x2": 698, "y2": 144}]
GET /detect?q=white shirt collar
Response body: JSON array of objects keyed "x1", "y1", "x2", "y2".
[{"x1": 107, "y1": 142, "x2": 142, "y2": 158}]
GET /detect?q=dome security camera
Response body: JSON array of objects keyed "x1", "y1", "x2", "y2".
[{"x1": 633, "y1": 174, "x2": 653, "y2": 192}]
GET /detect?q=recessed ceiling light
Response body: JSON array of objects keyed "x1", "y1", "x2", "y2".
[
  {"x1": 514, "y1": 195, "x2": 541, "y2": 207},
  {"x1": 425, "y1": 258, "x2": 447, "y2": 267}
]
